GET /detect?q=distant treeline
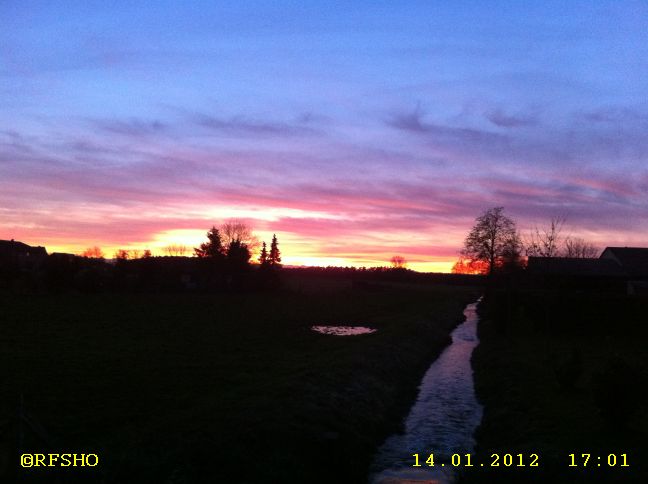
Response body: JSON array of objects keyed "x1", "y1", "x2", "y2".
[
  {"x1": 1, "y1": 219, "x2": 489, "y2": 293},
  {"x1": 0, "y1": 254, "x2": 284, "y2": 293},
  {"x1": 284, "y1": 265, "x2": 485, "y2": 286},
  {"x1": 0, "y1": 254, "x2": 484, "y2": 294}
]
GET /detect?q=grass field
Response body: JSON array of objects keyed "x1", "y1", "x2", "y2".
[
  {"x1": 1, "y1": 279, "x2": 479, "y2": 483},
  {"x1": 465, "y1": 290, "x2": 648, "y2": 484}
]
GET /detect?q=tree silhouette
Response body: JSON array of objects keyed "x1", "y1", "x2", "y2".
[
  {"x1": 268, "y1": 234, "x2": 282, "y2": 267},
  {"x1": 462, "y1": 207, "x2": 520, "y2": 275},
  {"x1": 563, "y1": 237, "x2": 599, "y2": 258},
  {"x1": 258, "y1": 241, "x2": 269, "y2": 267},
  {"x1": 194, "y1": 227, "x2": 225, "y2": 258},
  {"x1": 114, "y1": 249, "x2": 130, "y2": 260},
  {"x1": 221, "y1": 220, "x2": 259, "y2": 252},
  {"x1": 525, "y1": 217, "x2": 565, "y2": 257},
  {"x1": 81, "y1": 246, "x2": 104, "y2": 258},
  {"x1": 142, "y1": 249, "x2": 152, "y2": 258},
  {"x1": 226, "y1": 239, "x2": 251, "y2": 272},
  {"x1": 390, "y1": 255, "x2": 406, "y2": 269},
  {"x1": 164, "y1": 244, "x2": 188, "y2": 256}
]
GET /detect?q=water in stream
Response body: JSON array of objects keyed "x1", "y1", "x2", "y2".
[
  {"x1": 311, "y1": 325, "x2": 377, "y2": 336},
  {"x1": 370, "y1": 299, "x2": 483, "y2": 484}
]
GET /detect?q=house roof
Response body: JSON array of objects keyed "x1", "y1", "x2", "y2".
[
  {"x1": 50, "y1": 252, "x2": 79, "y2": 259},
  {"x1": 0, "y1": 239, "x2": 30, "y2": 252},
  {"x1": 601, "y1": 247, "x2": 648, "y2": 278},
  {"x1": 526, "y1": 256, "x2": 625, "y2": 277},
  {"x1": 0, "y1": 239, "x2": 48, "y2": 257}
]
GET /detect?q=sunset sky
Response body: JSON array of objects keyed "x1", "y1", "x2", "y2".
[{"x1": 2, "y1": 1, "x2": 647, "y2": 271}]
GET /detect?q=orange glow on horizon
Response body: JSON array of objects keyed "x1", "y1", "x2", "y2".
[
  {"x1": 12, "y1": 214, "x2": 463, "y2": 273},
  {"x1": 451, "y1": 258, "x2": 489, "y2": 275},
  {"x1": 39, "y1": 240, "x2": 457, "y2": 273}
]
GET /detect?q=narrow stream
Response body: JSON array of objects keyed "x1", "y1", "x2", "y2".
[{"x1": 370, "y1": 298, "x2": 483, "y2": 484}]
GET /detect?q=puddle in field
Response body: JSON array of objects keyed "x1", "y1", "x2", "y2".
[{"x1": 311, "y1": 325, "x2": 377, "y2": 336}]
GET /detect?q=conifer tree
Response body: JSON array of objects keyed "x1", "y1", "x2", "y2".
[
  {"x1": 258, "y1": 241, "x2": 268, "y2": 266},
  {"x1": 226, "y1": 239, "x2": 251, "y2": 271},
  {"x1": 194, "y1": 226, "x2": 225, "y2": 258},
  {"x1": 268, "y1": 234, "x2": 281, "y2": 267}
]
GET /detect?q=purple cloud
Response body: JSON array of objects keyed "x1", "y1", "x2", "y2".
[{"x1": 485, "y1": 108, "x2": 538, "y2": 128}]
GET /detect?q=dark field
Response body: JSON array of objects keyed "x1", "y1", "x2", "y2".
[
  {"x1": 1, "y1": 280, "x2": 479, "y2": 483},
  {"x1": 466, "y1": 290, "x2": 648, "y2": 484}
]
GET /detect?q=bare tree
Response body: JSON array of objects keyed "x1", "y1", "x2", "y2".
[
  {"x1": 525, "y1": 217, "x2": 565, "y2": 257},
  {"x1": 114, "y1": 249, "x2": 130, "y2": 260},
  {"x1": 563, "y1": 237, "x2": 599, "y2": 258},
  {"x1": 462, "y1": 207, "x2": 521, "y2": 275},
  {"x1": 130, "y1": 249, "x2": 142, "y2": 259},
  {"x1": 81, "y1": 246, "x2": 104, "y2": 258},
  {"x1": 390, "y1": 255, "x2": 407, "y2": 269},
  {"x1": 221, "y1": 219, "x2": 259, "y2": 252},
  {"x1": 164, "y1": 244, "x2": 187, "y2": 256}
]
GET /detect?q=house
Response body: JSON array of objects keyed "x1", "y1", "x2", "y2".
[
  {"x1": 525, "y1": 247, "x2": 648, "y2": 295},
  {"x1": 600, "y1": 247, "x2": 648, "y2": 279},
  {"x1": 49, "y1": 252, "x2": 80, "y2": 262},
  {"x1": 600, "y1": 247, "x2": 648, "y2": 295},
  {"x1": 526, "y1": 256, "x2": 627, "y2": 293},
  {"x1": 526, "y1": 256, "x2": 625, "y2": 277},
  {"x1": 0, "y1": 239, "x2": 48, "y2": 269}
]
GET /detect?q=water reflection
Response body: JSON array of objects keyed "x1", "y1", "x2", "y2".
[
  {"x1": 311, "y1": 325, "x2": 377, "y2": 336},
  {"x1": 370, "y1": 299, "x2": 483, "y2": 484}
]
